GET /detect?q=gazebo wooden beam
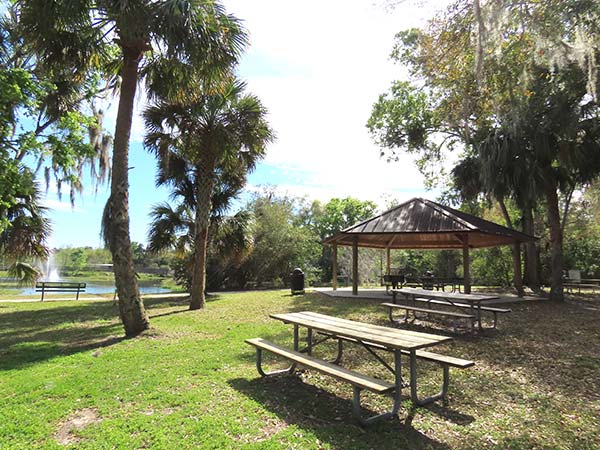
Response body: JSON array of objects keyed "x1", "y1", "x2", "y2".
[
  {"x1": 513, "y1": 241, "x2": 524, "y2": 297},
  {"x1": 386, "y1": 247, "x2": 391, "y2": 276},
  {"x1": 385, "y1": 235, "x2": 397, "y2": 276},
  {"x1": 352, "y1": 235, "x2": 358, "y2": 295},
  {"x1": 456, "y1": 233, "x2": 472, "y2": 294},
  {"x1": 332, "y1": 243, "x2": 338, "y2": 291}
]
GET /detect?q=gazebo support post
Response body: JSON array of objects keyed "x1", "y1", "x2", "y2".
[
  {"x1": 462, "y1": 238, "x2": 471, "y2": 294},
  {"x1": 332, "y1": 243, "x2": 338, "y2": 291},
  {"x1": 352, "y1": 236, "x2": 358, "y2": 295},
  {"x1": 386, "y1": 247, "x2": 391, "y2": 275},
  {"x1": 513, "y1": 242, "x2": 524, "y2": 297}
]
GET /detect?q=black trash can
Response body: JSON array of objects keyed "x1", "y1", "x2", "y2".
[
  {"x1": 422, "y1": 270, "x2": 434, "y2": 290},
  {"x1": 290, "y1": 268, "x2": 305, "y2": 295}
]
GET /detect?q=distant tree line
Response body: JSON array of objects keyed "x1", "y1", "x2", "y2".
[{"x1": 155, "y1": 189, "x2": 600, "y2": 291}]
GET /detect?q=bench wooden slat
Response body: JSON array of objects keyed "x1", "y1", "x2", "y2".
[
  {"x1": 401, "y1": 350, "x2": 474, "y2": 368},
  {"x1": 413, "y1": 298, "x2": 511, "y2": 314},
  {"x1": 381, "y1": 303, "x2": 475, "y2": 319},
  {"x1": 35, "y1": 289, "x2": 82, "y2": 292},
  {"x1": 246, "y1": 338, "x2": 395, "y2": 394}
]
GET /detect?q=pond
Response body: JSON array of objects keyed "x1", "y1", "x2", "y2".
[{"x1": 17, "y1": 279, "x2": 171, "y2": 296}]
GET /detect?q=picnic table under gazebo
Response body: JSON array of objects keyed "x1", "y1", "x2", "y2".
[{"x1": 322, "y1": 197, "x2": 536, "y2": 296}]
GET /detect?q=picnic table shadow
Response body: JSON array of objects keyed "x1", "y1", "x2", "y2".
[{"x1": 229, "y1": 374, "x2": 470, "y2": 449}]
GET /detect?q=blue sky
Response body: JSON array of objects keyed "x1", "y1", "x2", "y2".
[{"x1": 42, "y1": 0, "x2": 452, "y2": 248}]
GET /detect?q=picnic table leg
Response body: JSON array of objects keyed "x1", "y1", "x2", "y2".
[
  {"x1": 476, "y1": 302, "x2": 483, "y2": 331},
  {"x1": 41, "y1": 287, "x2": 45, "y2": 302},
  {"x1": 254, "y1": 347, "x2": 297, "y2": 377},
  {"x1": 293, "y1": 325, "x2": 299, "y2": 351},
  {"x1": 352, "y1": 349, "x2": 402, "y2": 426},
  {"x1": 409, "y1": 349, "x2": 450, "y2": 406},
  {"x1": 306, "y1": 328, "x2": 313, "y2": 356},
  {"x1": 331, "y1": 339, "x2": 343, "y2": 365},
  {"x1": 254, "y1": 325, "x2": 299, "y2": 377}
]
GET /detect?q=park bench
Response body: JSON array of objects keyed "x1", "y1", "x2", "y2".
[
  {"x1": 246, "y1": 311, "x2": 474, "y2": 425},
  {"x1": 412, "y1": 298, "x2": 511, "y2": 329},
  {"x1": 35, "y1": 281, "x2": 86, "y2": 301},
  {"x1": 381, "y1": 302, "x2": 475, "y2": 333},
  {"x1": 564, "y1": 281, "x2": 599, "y2": 294}
]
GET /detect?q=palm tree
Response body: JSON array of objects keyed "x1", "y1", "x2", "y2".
[
  {"x1": 19, "y1": 1, "x2": 247, "y2": 336},
  {"x1": 0, "y1": 166, "x2": 50, "y2": 284},
  {"x1": 475, "y1": 64, "x2": 600, "y2": 300},
  {"x1": 147, "y1": 151, "x2": 255, "y2": 293},
  {"x1": 144, "y1": 79, "x2": 273, "y2": 309}
]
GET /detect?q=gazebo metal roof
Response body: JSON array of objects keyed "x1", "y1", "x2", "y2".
[{"x1": 323, "y1": 197, "x2": 536, "y2": 249}]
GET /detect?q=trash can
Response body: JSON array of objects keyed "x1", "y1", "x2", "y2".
[
  {"x1": 290, "y1": 268, "x2": 305, "y2": 295},
  {"x1": 422, "y1": 270, "x2": 434, "y2": 290}
]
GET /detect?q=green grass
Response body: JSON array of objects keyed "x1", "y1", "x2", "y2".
[{"x1": 0, "y1": 291, "x2": 599, "y2": 449}]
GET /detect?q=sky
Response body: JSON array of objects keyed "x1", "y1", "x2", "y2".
[{"x1": 42, "y1": 0, "x2": 452, "y2": 248}]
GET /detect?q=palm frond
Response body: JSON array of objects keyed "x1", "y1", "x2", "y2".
[{"x1": 7, "y1": 261, "x2": 41, "y2": 286}]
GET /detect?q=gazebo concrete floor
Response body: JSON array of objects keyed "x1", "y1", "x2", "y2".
[{"x1": 313, "y1": 287, "x2": 546, "y2": 305}]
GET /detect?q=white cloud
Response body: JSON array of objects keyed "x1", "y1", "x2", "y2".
[
  {"x1": 40, "y1": 198, "x2": 84, "y2": 213},
  {"x1": 224, "y1": 0, "x2": 452, "y2": 204}
]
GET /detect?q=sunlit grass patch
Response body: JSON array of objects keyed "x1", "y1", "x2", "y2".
[{"x1": 0, "y1": 291, "x2": 599, "y2": 449}]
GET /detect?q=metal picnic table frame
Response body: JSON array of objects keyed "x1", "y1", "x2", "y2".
[
  {"x1": 266, "y1": 311, "x2": 452, "y2": 424},
  {"x1": 391, "y1": 287, "x2": 500, "y2": 332}
]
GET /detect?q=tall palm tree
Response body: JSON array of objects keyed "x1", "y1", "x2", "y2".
[
  {"x1": 144, "y1": 79, "x2": 273, "y2": 309},
  {"x1": 147, "y1": 151, "x2": 255, "y2": 292},
  {"x1": 19, "y1": 1, "x2": 247, "y2": 336}
]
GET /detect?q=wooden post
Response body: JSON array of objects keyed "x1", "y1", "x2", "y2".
[
  {"x1": 386, "y1": 247, "x2": 391, "y2": 275},
  {"x1": 462, "y1": 236, "x2": 471, "y2": 294},
  {"x1": 332, "y1": 243, "x2": 338, "y2": 291},
  {"x1": 513, "y1": 242, "x2": 524, "y2": 297},
  {"x1": 352, "y1": 236, "x2": 359, "y2": 295}
]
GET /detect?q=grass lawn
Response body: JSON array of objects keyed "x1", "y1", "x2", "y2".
[{"x1": 0, "y1": 290, "x2": 598, "y2": 449}]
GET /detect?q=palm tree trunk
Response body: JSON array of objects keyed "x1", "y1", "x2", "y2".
[
  {"x1": 110, "y1": 49, "x2": 150, "y2": 335},
  {"x1": 543, "y1": 176, "x2": 564, "y2": 301},
  {"x1": 522, "y1": 207, "x2": 541, "y2": 292},
  {"x1": 190, "y1": 156, "x2": 216, "y2": 310}
]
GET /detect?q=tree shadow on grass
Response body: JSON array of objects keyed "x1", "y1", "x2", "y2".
[
  {"x1": 0, "y1": 296, "x2": 187, "y2": 371},
  {"x1": 0, "y1": 322, "x2": 125, "y2": 371},
  {"x1": 463, "y1": 299, "x2": 600, "y2": 401},
  {"x1": 228, "y1": 375, "x2": 453, "y2": 450}
]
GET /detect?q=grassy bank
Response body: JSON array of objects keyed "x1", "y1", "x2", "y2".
[{"x1": 0, "y1": 291, "x2": 598, "y2": 449}]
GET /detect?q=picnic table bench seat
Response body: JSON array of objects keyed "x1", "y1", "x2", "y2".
[
  {"x1": 381, "y1": 302, "x2": 475, "y2": 333},
  {"x1": 35, "y1": 281, "x2": 86, "y2": 301},
  {"x1": 246, "y1": 338, "x2": 395, "y2": 393},
  {"x1": 411, "y1": 297, "x2": 511, "y2": 328}
]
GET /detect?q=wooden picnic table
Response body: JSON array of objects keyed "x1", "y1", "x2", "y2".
[
  {"x1": 266, "y1": 311, "x2": 453, "y2": 424},
  {"x1": 391, "y1": 287, "x2": 501, "y2": 332}
]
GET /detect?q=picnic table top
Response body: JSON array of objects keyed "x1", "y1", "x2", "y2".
[
  {"x1": 391, "y1": 287, "x2": 500, "y2": 303},
  {"x1": 270, "y1": 311, "x2": 451, "y2": 351}
]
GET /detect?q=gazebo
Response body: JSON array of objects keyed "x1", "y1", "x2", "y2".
[{"x1": 322, "y1": 197, "x2": 536, "y2": 295}]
